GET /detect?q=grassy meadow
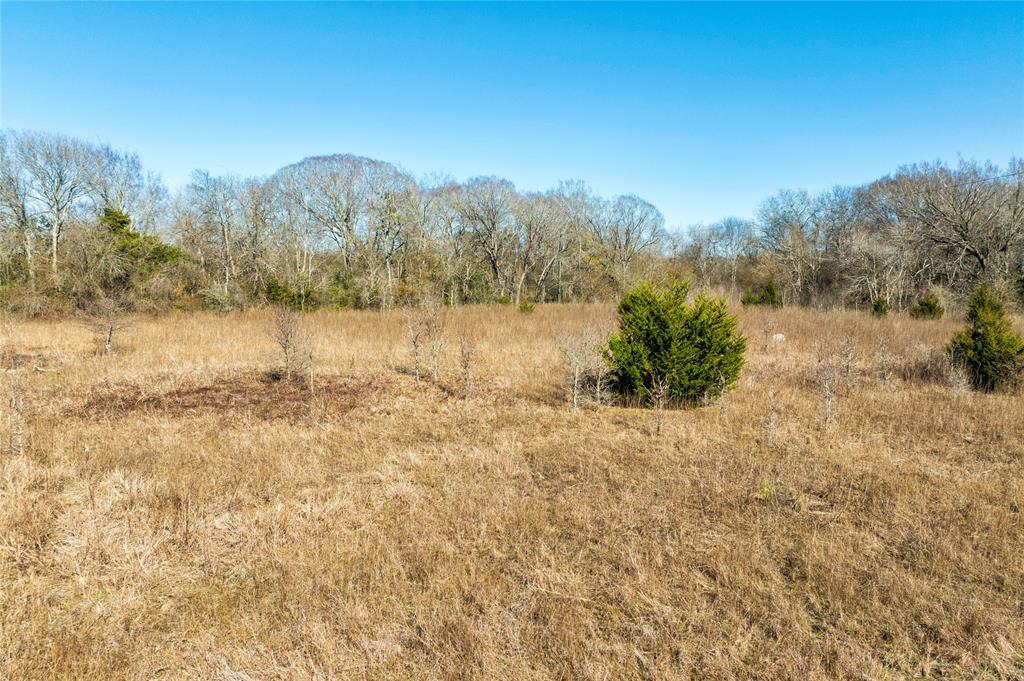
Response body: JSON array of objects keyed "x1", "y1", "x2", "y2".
[{"x1": 1, "y1": 303, "x2": 1022, "y2": 679}]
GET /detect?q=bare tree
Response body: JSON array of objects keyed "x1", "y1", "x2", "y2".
[
  {"x1": 509, "y1": 191, "x2": 569, "y2": 304},
  {"x1": 188, "y1": 170, "x2": 239, "y2": 291},
  {"x1": 235, "y1": 177, "x2": 276, "y2": 297},
  {"x1": 712, "y1": 217, "x2": 756, "y2": 293},
  {"x1": 586, "y1": 193, "x2": 665, "y2": 292},
  {"x1": 89, "y1": 144, "x2": 144, "y2": 214},
  {"x1": 684, "y1": 224, "x2": 723, "y2": 290},
  {"x1": 424, "y1": 181, "x2": 473, "y2": 306},
  {"x1": 872, "y1": 160, "x2": 1024, "y2": 292},
  {"x1": 0, "y1": 132, "x2": 41, "y2": 284},
  {"x1": 458, "y1": 177, "x2": 516, "y2": 300},
  {"x1": 270, "y1": 306, "x2": 311, "y2": 382},
  {"x1": 82, "y1": 295, "x2": 129, "y2": 355},
  {"x1": 560, "y1": 323, "x2": 607, "y2": 410},
  {"x1": 16, "y1": 131, "x2": 95, "y2": 275}
]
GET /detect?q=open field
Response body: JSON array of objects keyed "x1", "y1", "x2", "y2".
[{"x1": 1, "y1": 304, "x2": 1022, "y2": 680}]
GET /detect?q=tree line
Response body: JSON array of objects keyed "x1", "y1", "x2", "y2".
[
  {"x1": 686, "y1": 161, "x2": 1024, "y2": 309},
  {"x1": 0, "y1": 129, "x2": 1021, "y2": 315}
]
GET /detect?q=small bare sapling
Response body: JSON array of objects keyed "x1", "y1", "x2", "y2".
[
  {"x1": 405, "y1": 299, "x2": 447, "y2": 380},
  {"x1": 270, "y1": 306, "x2": 313, "y2": 385},
  {"x1": 815, "y1": 339, "x2": 856, "y2": 429},
  {"x1": 560, "y1": 322, "x2": 609, "y2": 410},
  {"x1": 83, "y1": 297, "x2": 128, "y2": 355},
  {"x1": 651, "y1": 374, "x2": 669, "y2": 435}
]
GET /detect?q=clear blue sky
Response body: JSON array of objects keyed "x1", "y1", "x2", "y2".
[{"x1": 2, "y1": 2, "x2": 1022, "y2": 228}]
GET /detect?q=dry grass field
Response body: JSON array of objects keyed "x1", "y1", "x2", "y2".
[{"x1": 1, "y1": 303, "x2": 1022, "y2": 680}]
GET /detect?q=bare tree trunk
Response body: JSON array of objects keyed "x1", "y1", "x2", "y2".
[
  {"x1": 514, "y1": 271, "x2": 527, "y2": 305},
  {"x1": 23, "y1": 231, "x2": 35, "y2": 285},
  {"x1": 50, "y1": 220, "x2": 59, "y2": 276},
  {"x1": 220, "y1": 222, "x2": 233, "y2": 290}
]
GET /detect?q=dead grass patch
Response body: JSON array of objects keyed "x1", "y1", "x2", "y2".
[{"x1": 74, "y1": 370, "x2": 389, "y2": 421}]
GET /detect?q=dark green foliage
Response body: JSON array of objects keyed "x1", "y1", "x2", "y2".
[
  {"x1": 102, "y1": 209, "x2": 186, "y2": 280},
  {"x1": 948, "y1": 284, "x2": 1024, "y2": 392},
  {"x1": 518, "y1": 300, "x2": 536, "y2": 314},
  {"x1": 320, "y1": 272, "x2": 361, "y2": 309},
  {"x1": 909, "y1": 292, "x2": 944, "y2": 320},
  {"x1": 605, "y1": 280, "x2": 747, "y2": 406},
  {"x1": 264, "y1": 276, "x2": 317, "y2": 310},
  {"x1": 871, "y1": 297, "x2": 891, "y2": 317},
  {"x1": 741, "y1": 281, "x2": 783, "y2": 307}
]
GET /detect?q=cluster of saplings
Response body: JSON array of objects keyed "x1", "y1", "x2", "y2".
[{"x1": 603, "y1": 280, "x2": 1022, "y2": 408}]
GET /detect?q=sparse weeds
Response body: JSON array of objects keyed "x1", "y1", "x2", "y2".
[
  {"x1": 764, "y1": 387, "x2": 780, "y2": 443},
  {"x1": 5, "y1": 370, "x2": 27, "y2": 455}
]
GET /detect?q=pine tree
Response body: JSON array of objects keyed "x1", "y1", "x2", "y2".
[
  {"x1": 606, "y1": 280, "x2": 746, "y2": 406},
  {"x1": 741, "y1": 280, "x2": 783, "y2": 307},
  {"x1": 909, "y1": 292, "x2": 944, "y2": 320},
  {"x1": 948, "y1": 284, "x2": 1024, "y2": 392}
]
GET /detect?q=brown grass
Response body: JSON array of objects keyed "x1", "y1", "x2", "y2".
[{"x1": 1, "y1": 304, "x2": 1022, "y2": 679}]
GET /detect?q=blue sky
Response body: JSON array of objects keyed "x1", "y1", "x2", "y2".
[{"x1": 2, "y1": 2, "x2": 1022, "y2": 228}]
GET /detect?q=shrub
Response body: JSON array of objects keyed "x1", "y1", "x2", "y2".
[
  {"x1": 871, "y1": 297, "x2": 890, "y2": 317},
  {"x1": 518, "y1": 300, "x2": 536, "y2": 314},
  {"x1": 265, "y1": 277, "x2": 317, "y2": 310},
  {"x1": 909, "y1": 292, "x2": 944, "y2": 320},
  {"x1": 948, "y1": 284, "x2": 1024, "y2": 392},
  {"x1": 322, "y1": 272, "x2": 360, "y2": 309},
  {"x1": 605, "y1": 280, "x2": 746, "y2": 406},
  {"x1": 741, "y1": 281, "x2": 783, "y2": 307}
]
